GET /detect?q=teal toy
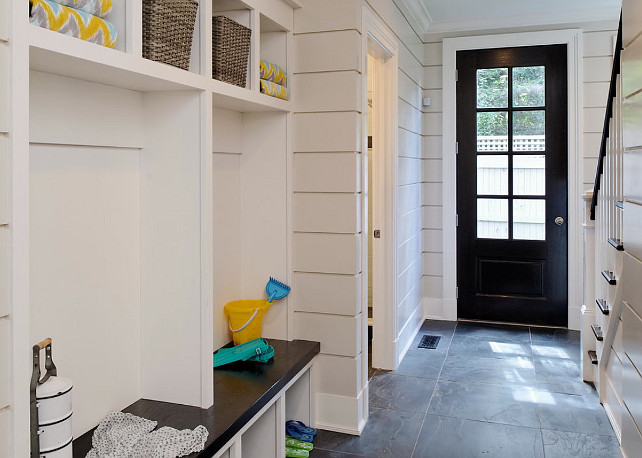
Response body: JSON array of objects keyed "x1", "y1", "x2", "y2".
[{"x1": 213, "y1": 338, "x2": 274, "y2": 367}]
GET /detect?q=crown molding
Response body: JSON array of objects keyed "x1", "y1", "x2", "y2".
[
  {"x1": 393, "y1": 0, "x2": 433, "y2": 37},
  {"x1": 423, "y1": 6, "x2": 621, "y2": 37}
]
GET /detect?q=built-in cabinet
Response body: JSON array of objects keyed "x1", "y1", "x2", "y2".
[{"x1": 4, "y1": 0, "x2": 301, "y2": 455}]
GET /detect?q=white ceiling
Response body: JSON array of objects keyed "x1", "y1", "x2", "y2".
[{"x1": 396, "y1": 0, "x2": 621, "y2": 37}]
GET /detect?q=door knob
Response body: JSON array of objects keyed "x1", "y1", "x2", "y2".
[{"x1": 555, "y1": 216, "x2": 565, "y2": 226}]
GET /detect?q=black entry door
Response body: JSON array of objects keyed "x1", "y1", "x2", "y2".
[{"x1": 456, "y1": 45, "x2": 568, "y2": 327}]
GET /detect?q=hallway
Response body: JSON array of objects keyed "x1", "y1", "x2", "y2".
[{"x1": 310, "y1": 320, "x2": 621, "y2": 458}]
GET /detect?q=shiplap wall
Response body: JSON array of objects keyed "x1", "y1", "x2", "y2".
[
  {"x1": 294, "y1": 0, "x2": 425, "y2": 433},
  {"x1": 619, "y1": 2, "x2": 642, "y2": 452},
  {"x1": 0, "y1": 2, "x2": 9, "y2": 453}
]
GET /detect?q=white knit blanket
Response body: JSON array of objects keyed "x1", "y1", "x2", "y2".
[{"x1": 86, "y1": 412, "x2": 208, "y2": 458}]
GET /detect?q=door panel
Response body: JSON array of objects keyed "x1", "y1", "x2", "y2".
[{"x1": 457, "y1": 45, "x2": 568, "y2": 326}]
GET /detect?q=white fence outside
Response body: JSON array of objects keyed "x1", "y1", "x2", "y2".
[{"x1": 477, "y1": 135, "x2": 546, "y2": 152}]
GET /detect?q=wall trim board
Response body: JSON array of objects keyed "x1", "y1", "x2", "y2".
[
  {"x1": 395, "y1": 304, "x2": 423, "y2": 364},
  {"x1": 315, "y1": 388, "x2": 367, "y2": 435},
  {"x1": 442, "y1": 29, "x2": 584, "y2": 329},
  {"x1": 423, "y1": 297, "x2": 447, "y2": 321}
]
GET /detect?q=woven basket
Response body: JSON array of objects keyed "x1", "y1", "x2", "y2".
[
  {"x1": 143, "y1": 0, "x2": 199, "y2": 70},
  {"x1": 212, "y1": 16, "x2": 251, "y2": 87}
]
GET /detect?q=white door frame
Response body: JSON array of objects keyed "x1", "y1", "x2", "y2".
[
  {"x1": 442, "y1": 30, "x2": 583, "y2": 329},
  {"x1": 362, "y1": 8, "x2": 399, "y2": 371}
]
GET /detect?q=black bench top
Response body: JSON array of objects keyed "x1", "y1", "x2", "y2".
[{"x1": 73, "y1": 339, "x2": 320, "y2": 457}]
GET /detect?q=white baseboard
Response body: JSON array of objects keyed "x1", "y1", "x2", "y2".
[
  {"x1": 315, "y1": 388, "x2": 367, "y2": 436},
  {"x1": 396, "y1": 306, "x2": 423, "y2": 364}
]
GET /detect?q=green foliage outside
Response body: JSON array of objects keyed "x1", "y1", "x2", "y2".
[{"x1": 476, "y1": 66, "x2": 545, "y2": 137}]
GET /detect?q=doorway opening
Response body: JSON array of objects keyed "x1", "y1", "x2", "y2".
[
  {"x1": 456, "y1": 45, "x2": 569, "y2": 327},
  {"x1": 364, "y1": 24, "x2": 398, "y2": 373}
]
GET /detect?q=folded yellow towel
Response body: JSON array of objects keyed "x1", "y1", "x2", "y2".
[
  {"x1": 30, "y1": 0, "x2": 118, "y2": 48},
  {"x1": 260, "y1": 60, "x2": 287, "y2": 87},
  {"x1": 49, "y1": 0, "x2": 112, "y2": 18},
  {"x1": 260, "y1": 79, "x2": 289, "y2": 101}
]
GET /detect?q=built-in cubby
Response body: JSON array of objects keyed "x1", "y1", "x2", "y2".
[{"x1": 11, "y1": 0, "x2": 304, "y2": 455}]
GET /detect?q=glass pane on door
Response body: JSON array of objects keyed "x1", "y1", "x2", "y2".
[
  {"x1": 477, "y1": 198, "x2": 508, "y2": 239},
  {"x1": 513, "y1": 66, "x2": 545, "y2": 107},
  {"x1": 477, "y1": 155, "x2": 508, "y2": 195},
  {"x1": 513, "y1": 111, "x2": 545, "y2": 151},
  {"x1": 513, "y1": 199, "x2": 545, "y2": 240},
  {"x1": 513, "y1": 155, "x2": 545, "y2": 195},
  {"x1": 477, "y1": 112, "x2": 508, "y2": 151},
  {"x1": 477, "y1": 68, "x2": 508, "y2": 108}
]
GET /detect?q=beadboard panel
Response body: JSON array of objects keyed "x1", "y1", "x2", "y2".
[
  {"x1": 293, "y1": 0, "x2": 361, "y2": 34},
  {"x1": 424, "y1": 42, "x2": 443, "y2": 67},
  {"x1": 624, "y1": 304, "x2": 642, "y2": 383},
  {"x1": 398, "y1": 99, "x2": 422, "y2": 135},
  {"x1": 293, "y1": 233, "x2": 361, "y2": 274},
  {"x1": 0, "y1": 45, "x2": 6, "y2": 133},
  {"x1": 584, "y1": 82, "x2": 611, "y2": 108},
  {"x1": 398, "y1": 127, "x2": 422, "y2": 158},
  {"x1": 423, "y1": 182, "x2": 443, "y2": 206},
  {"x1": 422, "y1": 89, "x2": 443, "y2": 113},
  {"x1": 397, "y1": 256, "x2": 422, "y2": 305},
  {"x1": 0, "y1": 227, "x2": 7, "y2": 317},
  {"x1": 423, "y1": 158, "x2": 443, "y2": 183},
  {"x1": 314, "y1": 354, "x2": 361, "y2": 398},
  {"x1": 294, "y1": 272, "x2": 361, "y2": 316},
  {"x1": 584, "y1": 56, "x2": 613, "y2": 83},
  {"x1": 423, "y1": 252, "x2": 444, "y2": 277},
  {"x1": 398, "y1": 232, "x2": 421, "y2": 273},
  {"x1": 398, "y1": 157, "x2": 422, "y2": 186},
  {"x1": 294, "y1": 71, "x2": 361, "y2": 113},
  {"x1": 0, "y1": 408, "x2": 7, "y2": 458},
  {"x1": 398, "y1": 183, "x2": 422, "y2": 216},
  {"x1": 0, "y1": 320, "x2": 7, "y2": 409},
  {"x1": 423, "y1": 66, "x2": 443, "y2": 90},
  {"x1": 0, "y1": 137, "x2": 7, "y2": 225},
  {"x1": 398, "y1": 207, "x2": 422, "y2": 244},
  {"x1": 624, "y1": 90, "x2": 642, "y2": 150},
  {"x1": 423, "y1": 229, "x2": 443, "y2": 253},
  {"x1": 30, "y1": 72, "x2": 144, "y2": 148},
  {"x1": 423, "y1": 205, "x2": 443, "y2": 230},
  {"x1": 423, "y1": 112, "x2": 443, "y2": 136},
  {"x1": 584, "y1": 31, "x2": 617, "y2": 57},
  {"x1": 212, "y1": 108, "x2": 243, "y2": 154},
  {"x1": 293, "y1": 152, "x2": 360, "y2": 193},
  {"x1": 423, "y1": 275, "x2": 443, "y2": 298},
  {"x1": 293, "y1": 112, "x2": 361, "y2": 152},
  {"x1": 623, "y1": 0, "x2": 642, "y2": 47},
  {"x1": 423, "y1": 135, "x2": 443, "y2": 159},
  {"x1": 293, "y1": 193, "x2": 361, "y2": 233},
  {"x1": 399, "y1": 69, "x2": 423, "y2": 111},
  {"x1": 623, "y1": 34, "x2": 642, "y2": 98},
  {"x1": 623, "y1": 202, "x2": 642, "y2": 260},
  {"x1": 294, "y1": 30, "x2": 361, "y2": 73},
  {"x1": 623, "y1": 352, "x2": 642, "y2": 438},
  {"x1": 624, "y1": 149, "x2": 642, "y2": 203},
  {"x1": 294, "y1": 312, "x2": 361, "y2": 357},
  {"x1": 585, "y1": 106, "x2": 607, "y2": 133}
]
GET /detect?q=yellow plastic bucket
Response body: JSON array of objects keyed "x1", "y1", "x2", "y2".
[{"x1": 225, "y1": 300, "x2": 272, "y2": 346}]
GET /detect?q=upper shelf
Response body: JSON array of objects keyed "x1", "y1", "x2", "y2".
[{"x1": 28, "y1": 26, "x2": 291, "y2": 113}]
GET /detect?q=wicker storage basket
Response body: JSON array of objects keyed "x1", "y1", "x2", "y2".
[
  {"x1": 143, "y1": 0, "x2": 199, "y2": 70},
  {"x1": 212, "y1": 16, "x2": 252, "y2": 87}
]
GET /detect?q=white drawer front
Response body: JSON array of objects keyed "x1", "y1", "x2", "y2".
[{"x1": 623, "y1": 353, "x2": 642, "y2": 438}]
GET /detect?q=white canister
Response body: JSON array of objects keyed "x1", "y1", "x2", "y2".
[
  {"x1": 36, "y1": 376, "x2": 73, "y2": 425},
  {"x1": 40, "y1": 438, "x2": 73, "y2": 458},
  {"x1": 39, "y1": 412, "x2": 72, "y2": 452}
]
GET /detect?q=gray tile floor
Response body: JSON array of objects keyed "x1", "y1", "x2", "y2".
[{"x1": 310, "y1": 320, "x2": 622, "y2": 458}]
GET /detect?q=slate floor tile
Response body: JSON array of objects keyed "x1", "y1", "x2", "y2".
[
  {"x1": 454, "y1": 321, "x2": 531, "y2": 342},
  {"x1": 542, "y1": 429, "x2": 622, "y2": 457},
  {"x1": 314, "y1": 407, "x2": 424, "y2": 458},
  {"x1": 392, "y1": 349, "x2": 446, "y2": 379},
  {"x1": 448, "y1": 334, "x2": 533, "y2": 359},
  {"x1": 309, "y1": 450, "x2": 366, "y2": 458},
  {"x1": 369, "y1": 372, "x2": 436, "y2": 413},
  {"x1": 413, "y1": 415, "x2": 544, "y2": 458},
  {"x1": 428, "y1": 380, "x2": 541, "y2": 428},
  {"x1": 439, "y1": 353, "x2": 537, "y2": 385},
  {"x1": 536, "y1": 392, "x2": 615, "y2": 436},
  {"x1": 533, "y1": 357, "x2": 583, "y2": 384}
]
